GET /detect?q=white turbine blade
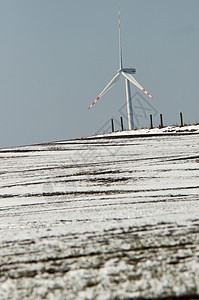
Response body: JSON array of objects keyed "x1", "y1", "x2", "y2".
[
  {"x1": 118, "y1": 8, "x2": 123, "y2": 70},
  {"x1": 121, "y1": 71, "x2": 154, "y2": 99},
  {"x1": 88, "y1": 73, "x2": 121, "y2": 110}
]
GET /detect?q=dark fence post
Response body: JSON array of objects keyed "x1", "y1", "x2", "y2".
[
  {"x1": 180, "y1": 112, "x2": 184, "y2": 127},
  {"x1": 120, "y1": 116, "x2": 124, "y2": 131},
  {"x1": 111, "y1": 118, "x2": 114, "y2": 132},
  {"x1": 150, "y1": 114, "x2": 153, "y2": 129},
  {"x1": 160, "y1": 114, "x2": 163, "y2": 128}
]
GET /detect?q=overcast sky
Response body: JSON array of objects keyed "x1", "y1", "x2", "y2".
[{"x1": 0, "y1": 0, "x2": 199, "y2": 148}]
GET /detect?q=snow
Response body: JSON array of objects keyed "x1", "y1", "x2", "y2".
[{"x1": 0, "y1": 124, "x2": 199, "y2": 299}]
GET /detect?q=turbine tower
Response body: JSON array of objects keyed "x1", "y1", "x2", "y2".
[{"x1": 88, "y1": 9, "x2": 153, "y2": 130}]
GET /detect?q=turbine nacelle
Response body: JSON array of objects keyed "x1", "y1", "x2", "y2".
[{"x1": 119, "y1": 68, "x2": 136, "y2": 74}]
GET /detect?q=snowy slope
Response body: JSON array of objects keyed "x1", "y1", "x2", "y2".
[{"x1": 0, "y1": 126, "x2": 199, "y2": 299}]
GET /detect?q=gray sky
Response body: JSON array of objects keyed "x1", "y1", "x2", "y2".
[{"x1": 0, "y1": 0, "x2": 199, "y2": 148}]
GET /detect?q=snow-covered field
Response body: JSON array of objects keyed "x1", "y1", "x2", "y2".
[{"x1": 0, "y1": 126, "x2": 199, "y2": 299}]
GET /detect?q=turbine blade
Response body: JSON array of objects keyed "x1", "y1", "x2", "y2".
[
  {"x1": 121, "y1": 71, "x2": 154, "y2": 99},
  {"x1": 118, "y1": 9, "x2": 123, "y2": 70},
  {"x1": 88, "y1": 73, "x2": 121, "y2": 110}
]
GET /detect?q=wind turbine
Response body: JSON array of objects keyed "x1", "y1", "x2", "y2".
[{"x1": 88, "y1": 9, "x2": 154, "y2": 130}]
